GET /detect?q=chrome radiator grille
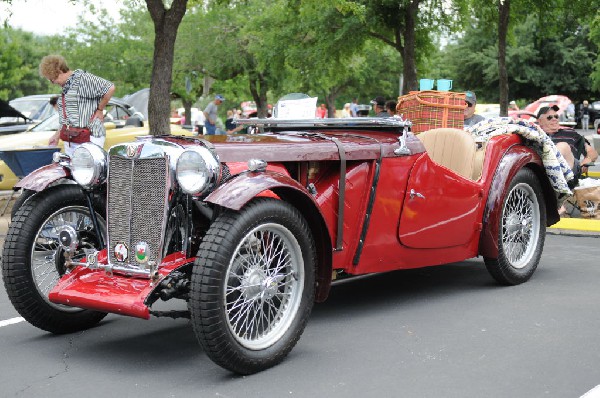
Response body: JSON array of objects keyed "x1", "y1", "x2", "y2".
[{"x1": 107, "y1": 155, "x2": 169, "y2": 268}]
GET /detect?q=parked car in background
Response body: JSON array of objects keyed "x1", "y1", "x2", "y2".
[
  {"x1": 0, "y1": 99, "x2": 170, "y2": 190},
  {"x1": 587, "y1": 100, "x2": 600, "y2": 129},
  {"x1": 355, "y1": 104, "x2": 372, "y2": 116},
  {"x1": 8, "y1": 94, "x2": 57, "y2": 124},
  {"x1": 475, "y1": 103, "x2": 500, "y2": 119},
  {"x1": 241, "y1": 100, "x2": 272, "y2": 118},
  {"x1": 2, "y1": 117, "x2": 559, "y2": 374},
  {"x1": 512, "y1": 95, "x2": 576, "y2": 126},
  {"x1": 0, "y1": 98, "x2": 32, "y2": 135}
]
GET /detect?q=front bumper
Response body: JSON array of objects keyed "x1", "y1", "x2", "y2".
[{"x1": 48, "y1": 252, "x2": 194, "y2": 319}]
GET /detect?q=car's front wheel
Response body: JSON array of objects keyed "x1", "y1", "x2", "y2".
[
  {"x1": 2, "y1": 185, "x2": 108, "y2": 334},
  {"x1": 190, "y1": 198, "x2": 316, "y2": 374},
  {"x1": 484, "y1": 168, "x2": 546, "y2": 285}
]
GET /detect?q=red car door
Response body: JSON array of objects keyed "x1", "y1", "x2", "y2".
[{"x1": 398, "y1": 154, "x2": 484, "y2": 249}]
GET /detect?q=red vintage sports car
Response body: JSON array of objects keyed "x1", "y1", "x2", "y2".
[
  {"x1": 510, "y1": 94, "x2": 576, "y2": 126},
  {"x1": 2, "y1": 117, "x2": 560, "y2": 374}
]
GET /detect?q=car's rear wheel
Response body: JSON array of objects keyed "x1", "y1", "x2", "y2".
[
  {"x1": 190, "y1": 198, "x2": 316, "y2": 374},
  {"x1": 2, "y1": 185, "x2": 108, "y2": 334},
  {"x1": 484, "y1": 168, "x2": 546, "y2": 285}
]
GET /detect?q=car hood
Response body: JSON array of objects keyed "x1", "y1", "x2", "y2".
[
  {"x1": 0, "y1": 99, "x2": 30, "y2": 122},
  {"x1": 0, "y1": 129, "x2": 54, "y2": 150},
  {"x1": 171, "y1": 130, "x2": 420, "y2": 163}
]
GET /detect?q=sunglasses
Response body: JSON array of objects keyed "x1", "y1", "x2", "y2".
[
  {"x1": 545, "y1": 115, "x2": 559, "y2": 120},
  {"x1": 465, "y1": 102, "x2": 473, "y2": 107}
]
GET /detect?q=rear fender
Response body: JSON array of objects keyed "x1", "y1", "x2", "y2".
[
  {"x1": 205, "y1": 171, "x2": 334, "y2": 302},
  {"x1": 14, "y1": 163, "x2": 71, "y2": 192},
  {"x1": 479, "y1": 146, "x2": 559, "y2": 259}
]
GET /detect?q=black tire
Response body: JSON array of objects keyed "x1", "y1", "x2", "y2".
[
  {"x1": 10, "y1": 188, "x2": 36, "y2": 219},
  {"x1": 190, "y1": 198, "x2": 316, "y2": 374},
  {"x1": 2, "y1": 185, "x2": 108, "y2": 334},
  {"x1": 484, "y1": 168, "x2": 546, "y2": 285}
]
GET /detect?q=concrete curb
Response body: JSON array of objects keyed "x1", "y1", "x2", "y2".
[{"x1": 548, "y1": 218, "x2": 600, "y2": 237}]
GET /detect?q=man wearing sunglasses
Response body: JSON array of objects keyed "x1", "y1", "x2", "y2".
[
  {"x1": 538, "y1": 105, "x2": 598, "y2": 180},
  {"x1": 464, "y1": 91, "x2": 485, "y2": 128}
]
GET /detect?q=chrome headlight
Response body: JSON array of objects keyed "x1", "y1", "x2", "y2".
[
  {"x1": 176, "y1": 147, "x2": 220, "y2": 195},
  {"x1": 71, "y1": 143, "x2": 107, "y2": 188}
]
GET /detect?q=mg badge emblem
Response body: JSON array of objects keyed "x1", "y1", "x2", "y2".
[
  {"x1": 114, "y1": 243, "x2": 128, "y2": 262},
  {"x1": 126, "y1": 144, "x2": 138, "y2": 158},
  {"x1": 135, "y1": 242, "x2": 149, "y2": 263}
]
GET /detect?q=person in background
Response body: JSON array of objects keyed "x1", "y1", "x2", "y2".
[
  {"x1": 203, "y1": 94, "x2": 224, "y2": 135},
  {"x1": 49, "y1": 96, "x2": 58, "y2": 112},
  {"x1": 580, "y1": 100, "x2": 590, "y2": 132},
  {"x1": 538, "y1": 105, "x2": 598, "y2": 180},
  {"x1": 464, "y1": 91, "x2": 485, "y2": 128},
  {"x1": 350, "y1": 98, "x2": 359, "y2": 117},
  {"x1": 370, "y1": 96, "x2": 389, "y2": 118},
  {"x1": 39, "y1": 54, "x2": 115, "y2": 156},
  {"x1": 225, "y1": 109, "x2": 244, "y2": 134},
  {"x1": 508, "y1": 100, "x2": 519, "y2": 111},
  {"x1": 341, "y1": 103, "x2": 352, "y2": 118},
  {"x1": 385, "y1": 100, "x2": 397, "y2": 117},
  {"x1": 316, "y1": 103, "x2": 327, "y2": 118}
]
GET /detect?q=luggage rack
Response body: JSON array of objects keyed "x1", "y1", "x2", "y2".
[{"x1": 234, "y1": 117, "x2": 412, "y2": 130}]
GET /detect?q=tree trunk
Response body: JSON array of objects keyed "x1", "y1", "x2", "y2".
[
  {"x1": 249, "y1": 71, "x2": 269, "y2": 118},
  {"x1": 401, "y1": 1, "x2": 420, "y2": 94},
  {"x1": 145, "y1": 0, "x2": 188, "y2": 135},
  {"x1": 326, "y1": 88, "x2": 341, "y2": 118},
  {"x1": 498, "y1": 0, "x2": 510, "y2": 117}
]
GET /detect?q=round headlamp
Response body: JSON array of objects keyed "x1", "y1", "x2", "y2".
[
  {"x1": 70, "y1": 143, "x2": 107, "y2": 188},
  {"x1": 176, "y1": 147, "x2": 220, "y2": 195}
]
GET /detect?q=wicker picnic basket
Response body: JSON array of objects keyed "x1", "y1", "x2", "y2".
[{"x1": 396, "y1": 90, "x2": 467, "y2": 134}]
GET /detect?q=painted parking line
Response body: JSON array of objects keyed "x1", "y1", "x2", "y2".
[
  {"x1": 0, "y1": 317, "x2": 25, "y2": 328},
  {"x1": 581, "y1": 385, "x2": 600, "y2": 397}
]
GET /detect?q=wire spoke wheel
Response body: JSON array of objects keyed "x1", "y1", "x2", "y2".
[
  {"x1": 2, "y1": 185, "x2": 108, "y2": 334},
  {"x1": 225, "y1": 224, "x2": 304, "y2": 350},
  {"x1": 191, "y1": 198, "x2": 316, "y2": 374},
  {"x1": 500, "y1": 183, "x2": 540, "y2": 269},
  {"x1": 484, "y1": 168, "x2": 546, "y2": 285},
  {"x1": 30, "y1": 205, "x2": 106, "y2": 311}
]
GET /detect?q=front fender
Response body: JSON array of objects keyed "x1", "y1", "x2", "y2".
[
  {"x1": 206, "y1": 170, "x2": 307, "y2": 211},
  {"x1": 479, "y1": 146, "x2": 558, "y2": 259},
  {"x1": 15, "y1": 163, "x2": 71, "y2": 192},
  {"x1": 205, "y1": 171, "x2": 334, "y2": 302}
]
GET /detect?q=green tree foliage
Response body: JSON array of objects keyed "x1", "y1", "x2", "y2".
[
  {"x1": 338, "y1": 0, "x2": 468, "y2": 93},
  {"x1": 62, "y1": 2, "x2": 153, "y2": 96},
  {"x1": 437, "y1": 7, "x2": 597, "y2": 104},
  {"x1": 589, "y1": 14, "x2": 600, "y2": 91},
  {"x1": 1, "y1": 0, "x2": 598, "y2": 118},
  {"x1": 0, "y1": 28, "x2": 59, "y2": 100}
]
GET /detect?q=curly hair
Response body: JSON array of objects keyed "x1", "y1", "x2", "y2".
[{"x1": 38, "y1": 55, "x2": 70, "y2": 81}]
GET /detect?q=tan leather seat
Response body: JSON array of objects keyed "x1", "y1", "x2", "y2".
[{"x1": 417, "y1": 128, "x2": 476, "y2": 180}]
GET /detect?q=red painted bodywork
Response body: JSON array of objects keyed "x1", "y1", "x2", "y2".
[
  {"x1": 45, "y1": 127, "x2": 558, "y2": 317},
  {"x1": 49, "y1": 251, "x2": 194, "y2": 319},
  {"x1": 15, "y1": 163, "x2": 69, "y2": 191}
]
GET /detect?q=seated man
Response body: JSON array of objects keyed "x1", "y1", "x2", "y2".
[
  {"x1": 538, "y1": 105, "x2": 598, "y2": 182},
  {"x1": 370, "y1": 96, "x2": 390, "y2": 118},
  {"x1": 464, "y1": 91, "x2": 485, "y2": 128}
]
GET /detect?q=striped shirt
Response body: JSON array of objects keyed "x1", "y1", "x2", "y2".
[{"x1": 58, "y1": 69, "x2": 114, "y2": 138}]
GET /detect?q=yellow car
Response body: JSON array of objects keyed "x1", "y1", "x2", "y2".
[{"x1": 0, "y1": 114, "x2": 192, "y2": 190}]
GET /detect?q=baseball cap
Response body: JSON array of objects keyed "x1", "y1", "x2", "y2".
[
  {"x1": 215, "y1": 94, "x2": 225, "y2": 101},
  {"x1": 536, "y1": 104, "x2": 559, "y2": 119},
  {"x1": 370, "y1": 96, "x2": 386, "y2": 106},
  {"x1": 465, "y1": 91, "x2": 477, "y2": 105}
]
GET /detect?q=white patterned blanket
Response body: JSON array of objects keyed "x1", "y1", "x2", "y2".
[{"x1": 467, "y1": 117, "x2": 573, "y2": 202}]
